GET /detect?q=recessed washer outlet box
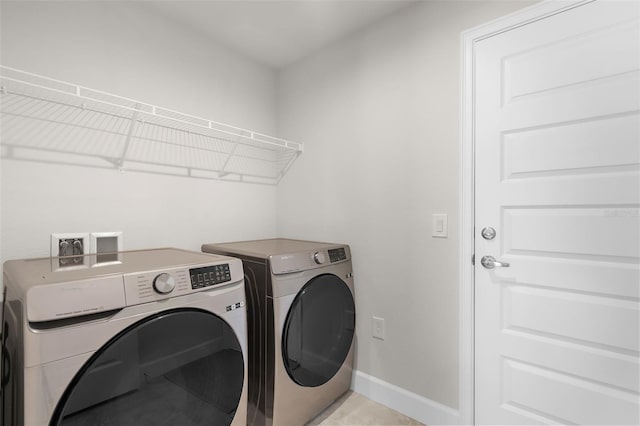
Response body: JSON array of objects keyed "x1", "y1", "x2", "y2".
[
  {"x1": 51, "y1": 233, "x2": 89, "y2": 257},
  {"x1": 51, "y1": 232, "x2": 89, "y2": 269}
]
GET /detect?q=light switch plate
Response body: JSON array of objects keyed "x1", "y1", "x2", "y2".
[{"x1": 432, "y1": 213, "x2": 448, "y2": 238}]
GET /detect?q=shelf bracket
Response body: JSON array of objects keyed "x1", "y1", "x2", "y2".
[
  {"x1": 281, "y1": 149, "x2": 302, "y2": 179},
  {"x1": 117, "y1": 106, "x2": 141, "y2": 170},
  {"x1": 219, "y1": 139, "x2": 240, "y2": 178}
]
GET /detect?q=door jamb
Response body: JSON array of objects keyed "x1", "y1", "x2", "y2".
[{"x1": 459, "y1": 1, "x2": 593, "y2": 424}]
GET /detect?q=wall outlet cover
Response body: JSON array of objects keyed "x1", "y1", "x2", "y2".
[{"x1": 373, "y1": 316, "x2": 385, "y2": 340}]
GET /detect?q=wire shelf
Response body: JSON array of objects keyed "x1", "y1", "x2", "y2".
[{"x1": 0, "y1": 66, "x2": 302, "y2": 184}]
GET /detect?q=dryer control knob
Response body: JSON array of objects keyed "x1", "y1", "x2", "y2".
[
  {"x1": 153, "y1": 273, "x2": 176, "y2": 294},
  {"x1": 313, "y1": 251, "x2": 327, "y2": 265}
]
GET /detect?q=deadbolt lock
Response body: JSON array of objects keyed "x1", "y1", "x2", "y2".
[{"x1": 481, "y1": 227, "x2": 496, "y2": 240}]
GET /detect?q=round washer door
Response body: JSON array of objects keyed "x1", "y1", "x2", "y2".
[
  {"x1": 282, "y1": 274, "x2": 355, "y2": 387},
  {"x1": 51, "y1": 308, "x2": 244, "y2": 426}
]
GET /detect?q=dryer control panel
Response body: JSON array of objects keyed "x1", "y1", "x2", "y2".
[
  {"x1": 271, "y1": 245, "x2": 351, "y2": 275},
  {"x1": 328, "y1": 247, "x2": 347, "y2": 263}
]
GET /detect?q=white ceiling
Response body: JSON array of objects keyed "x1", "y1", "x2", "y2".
[{"x1": 146, "y1": 1, "x2": 418, "y2": 69}]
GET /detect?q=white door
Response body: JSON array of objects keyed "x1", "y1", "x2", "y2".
[{"x1": 474, "y1": 1, "x2": 640, "y2": 424}]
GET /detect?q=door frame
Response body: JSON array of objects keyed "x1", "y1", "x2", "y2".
[{"x1": 459, "y1": 1, "x2": 593, "y2": 424}]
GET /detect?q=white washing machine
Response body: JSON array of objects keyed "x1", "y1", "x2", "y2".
[
  {"x1": 202, "y1": 239, "x2": 355, "y2": 426},
  {"x1": 1, "y1": 248, "x2": 248, "y2": 426}
]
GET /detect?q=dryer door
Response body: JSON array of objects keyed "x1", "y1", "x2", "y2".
[
  {"x1": 282, "y1": 274, "x2": 355, "y2": 387},
  {"x1": 51, "y1": 308, "x2": 244, "y2": 426}
]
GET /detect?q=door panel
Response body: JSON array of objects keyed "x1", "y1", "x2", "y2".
[
  {"x1": 474, "y1": 1, "x2": 640, "y2": 424},
  {"x1": 503, "y1": 19, "x2": 640, "y2": 102},
  {"x1": 502, "y1": 114, "x2": 639, "y2": 179},
  {"x1": 502, "y1": 358, "x2": 638, "y2": 425},
  {"x1": 503, "y1": 207, "x2": 639, "y2": 259},
  {"x1": 504, "y1": 285, "x2": 638, "y2": 351}
]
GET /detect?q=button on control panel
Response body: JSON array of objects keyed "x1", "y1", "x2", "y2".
[
  {"x1": 328, "y1": 247, "x2": 347, "y2": 263},
  {"x1": 189, "y1": 264, "x2": 231, "y2": 289}
]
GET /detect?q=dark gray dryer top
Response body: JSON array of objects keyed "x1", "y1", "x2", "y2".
[
  {"x1": 201, "y1": 238, "x2": 351, "y2": 275},
  {"x1": 201, "y1": 238, "x2": 338, "y2": 259}
]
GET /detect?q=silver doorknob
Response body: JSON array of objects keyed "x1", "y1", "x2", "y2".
[{"x1": 481, "y1": 256, "x2": 510, "y2": 269}]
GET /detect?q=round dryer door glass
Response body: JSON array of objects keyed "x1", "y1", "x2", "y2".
[
  {"x1": 51, "y1": 308, "x2": 244, "y2": 426},
  {"x1": 282, "y1": 274, "x2": 355, "y2": 387}
]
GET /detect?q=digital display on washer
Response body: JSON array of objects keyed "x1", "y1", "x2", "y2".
[
  {"x1": 189, "y1": 264, "x2": 231, "y2": 289},
  {"x1": 328, "y1": 247, "x2": 347, "y2": 263}
]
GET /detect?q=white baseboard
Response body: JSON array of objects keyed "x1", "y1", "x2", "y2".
[{"x1": 352, "y1": 370, "x2": 460, "y2": 426}]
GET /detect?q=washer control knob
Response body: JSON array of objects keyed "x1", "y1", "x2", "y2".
[
  {"x1": 153, "y1": 273, "x2": 175, "y2": 294},
  {"x1": 313, "y1": 251, "x2": 326, "y2": 265}
]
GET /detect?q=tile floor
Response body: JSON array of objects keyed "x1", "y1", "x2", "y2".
[{"x1": 307, "y1": 391, "x2": 424, "y2": 425}]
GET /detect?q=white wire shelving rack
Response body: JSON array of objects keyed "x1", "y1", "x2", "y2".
[{"x1": 0, "y1": 66, "x2": 302, "y2": 184}]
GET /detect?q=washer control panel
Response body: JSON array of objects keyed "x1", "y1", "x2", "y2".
[
  {"x1": 126, "y1": 270, "x2": 190, "y2": 304},
  {"x1": 153, "y1": 272, "x2": 176, "y2": 294},
  {"x1": 123, "y1": 257, "x2": 242, "y2": 306},
  {"x1": 328, "y1": 247, "x2": 347, "y2": 263},
  {"x1": 189, "y1": 264, "x2": 231, "y2": 289}
]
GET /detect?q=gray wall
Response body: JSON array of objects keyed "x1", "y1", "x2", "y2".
[{"x1": 276, "y1": 0, "x2": 534, "y2": 409}]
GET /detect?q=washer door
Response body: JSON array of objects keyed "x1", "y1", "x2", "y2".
[
  {"x1": 282, "y1": 274, "x2": 355, "y2": 387},
  {"x1": 50, "y1": 308, "x2": 244, "y2": 426}
]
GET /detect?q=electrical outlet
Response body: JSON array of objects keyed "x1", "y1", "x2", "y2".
[{"x1": 372, "y1": 316, "x2": 385, "y2": 340}]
